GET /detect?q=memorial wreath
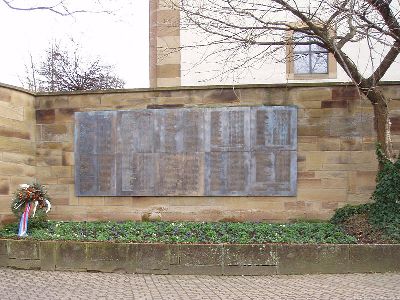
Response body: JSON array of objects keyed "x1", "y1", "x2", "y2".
[{"x1": 11, "y1": 182, "x2": 52, "y2": 237}]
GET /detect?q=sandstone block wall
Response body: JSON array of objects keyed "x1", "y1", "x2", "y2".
[
  {"x1": 0, "y1": 85, "x2": 36, "y2": 223},
  {"x1": 149, "y1": 0, "x2": 181, "y2": 87},
  {"x1": 1, "y1": 82, "x2": 400, "y2": 224}
]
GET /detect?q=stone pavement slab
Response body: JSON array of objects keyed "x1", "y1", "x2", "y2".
[{"x1": 0, "y1": 268, "x2": 399, "y2": 299}]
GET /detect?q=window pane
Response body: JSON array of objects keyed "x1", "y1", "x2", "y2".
[
  {"x1": 293, "y1": 32, "x2": 309, "y2": 52},
  {"x1": 294, "y1": 53, "x2": 310, "y2": 74},
  {"x1": 310, "y1": 43, "x2": 326, "y2": 52},
  {"x1": 311, "y1": 53, "x2": 328, "y2": 74}
]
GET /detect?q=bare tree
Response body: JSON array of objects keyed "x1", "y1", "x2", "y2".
[
  {"x1": 22, "y1": 41, "x2": 125, "y2": 92},
  {"x1": 0, "y1": 0, "x2": 112, "y2": 16},
  {"x1": 176, "y1": 0, "x2": 400, "y2": 160}
]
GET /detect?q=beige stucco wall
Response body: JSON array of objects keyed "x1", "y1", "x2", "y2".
[
  {"x1": 0, "y1": 82, "x2": 399, "y2": 223},
  {"x1": 0, "y1": 85, "x2": 36, "y2": 223}
]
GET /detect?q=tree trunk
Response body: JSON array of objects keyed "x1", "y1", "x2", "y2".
[{"x1": 365, "y1": 88, "x2": 394, "y2": 162}]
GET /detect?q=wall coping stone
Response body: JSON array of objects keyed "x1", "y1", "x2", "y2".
[
  {"x1": 0, "y1": 80, "x2": 392, "y2": 97},
  {"x1": 0, "y1": 82, "x2": 35, "y2": 96},
  {"x1": 0, "y1": 239, "x2": 399, "y2": 275}
]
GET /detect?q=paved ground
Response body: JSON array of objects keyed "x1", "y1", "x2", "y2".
[{"x1": 0, "y1": 268, "x2": 399, "y2": 300}]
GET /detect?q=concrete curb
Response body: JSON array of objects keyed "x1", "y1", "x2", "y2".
[{"x1": 0, "y1": 239, "x2": 399, "y2": 275}]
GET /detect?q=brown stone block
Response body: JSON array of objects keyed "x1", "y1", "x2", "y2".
[
  {"x1": 68, "y1": 95, "x2": 101, "y2": 108},
  {"x1": 323, "y1": 152, "x2": 351, "y2": 164},
  {"x1": 0, "y1": 127, "x2": 30, "y2": 140},
  {"x1": 0, "y1": 195, "x2": 12, "y2": 212},
  {"x1": 298, "y1": 178, "x2": 321, "y2": 189},
  {"x1": 79, "y1": 197, "x2": 105, "y2": 206},
  {"x1": 36, "y1": 147, "x2": 62, "y2": 157},
  {"x1": 50, "y1": 196, "x2": 69, "y2": 205},
  {"x1": 156, "y1": 64, "x2": 180, "y2": 79},
  {"x1": 37, "y1": 142, "x2": 63, "y2": 150},
  {"x1": 41, "y1": 124, "x2": 70, "y2": 142},
  {"x1": 321, "y1": 178, "x2": 347, "y2": 189},
  {"x1": 0, "y1": 88, "x2": 11, "y2": 102},
  {"x1": 350, "y1": 151, "x2": 375, "y2": 164},
  {"x1": 239, "y1": 91, "x2": 287, "y2": 106},
  {"x1": 52, "y1": 96, "x2": 70, "y2": 108},
  {"x1": 2, "y1": 152, "x2": 35, "y2": 166},
  {"x1": 0, "y1": 162, "x2": 25, "y2": 176},
  {"x1": 0, "y1": 179, "x2": 9, "y2": 195},
  {"x1": 55, "y1": 241, "x2": 87, "y2": 271},
  {"x1": 289, "y1": 87, "x2": 332, "y2": 102},
  {"x1": 349, "y1": 245, "x2": 400, "y2": 273},
  {"x1": 51, "y1": 166, "x2": 72, "y2": 178},
  {"x1": 46, "y1": 184, "x2": 69, "y2": 196},
  {"x1": 0, "y1": 102, "x2": 24, "y2": 121},
  {"x1": 40, "y1": 241, "x2": 57, "y2": 271},
  {"x1": 8, "y1": 240, "x2": 39, "y2": 260},
  {"x1": 295, "y1": 100, "x2": 322, "y2": 109},
  {"x1": 179, "y1": 244, "x2": 223, "y2": 266},
  {"x1": 277, "y1": 244, "x2": 350, "y2": 275},
  {"x1": 297, "y1": 189, "x2": 347, "y2": 202},
  {"x1": 321, "y1": 100, "x2": 348, "y2": 109},
  {"x1": 135, "y1": 244, "x2": 174, "y2": 273},
  {"x1": 203, "y1": 89, "x2": 240, "y2": 104},
  {"x1": 36, "y1": 109, "x2": 55, "y2": 124},
  {"x1": 19, "y1": 142, "x2": 35, "y2": 156},
  {"x1": 10, "y1": 93, "x2": 34, "y2": 108},
  {"x1": 305, "y1": 152, "x2": 323, "y2": 170},
  {"x1": 340, "y1": 137, "x2": 363, "y2": 151},
  {"x1": 61, "y1": 152, "x2": 74, "y2": 166},
  {"x1": 390, "y1": 116, "x2": 400, "y2": 133},
  {"x1": 86, "y1": 242, "x2": 130, "y2": 273},
  {"x1": 298, "y1": 125, "x2": 323, "y2": 137},
  {"x1": 284, "y1": 201, "x2": 305, "y2": 210},
  {"x1": 0, "y1": 137, "x2": 23, "y2": 152},
  {"x1": 321, "y1": 202, "x2": 339, "y2": 209},
  {"x1": 224, "y1": 244, "x2": 277, "y2": 267},
  {"x1": 57, "y1": 177, "x2": 74, "y2": 184},
  {"x1": 298, "y1": 171, "x2": 315, "y2": 179},
  {"x1": 36, "y1": 155, "x2": 62, "y2": 167},
  {"x1": 322, "y1": 163, "x2": 355, "y2": 171},
  {"x1": 55, "y1": 108, "x2": 77, "y2": 123},
  {"x1": 103, "y1": 197, "x2": 133, "y2": 206},
  {"x1": 318, "y1": 137, "x2": 340, "y2": 151},
  {"x1": 332, "y1": 86, "x2": 360, "y2": 101},
  {"x1": 7, "y1": 258, "x2": 41, "y2": 270}
]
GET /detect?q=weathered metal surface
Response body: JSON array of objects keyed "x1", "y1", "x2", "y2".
[{"x1": 75, "y1": 106, "x2": 297, "y2": 196}]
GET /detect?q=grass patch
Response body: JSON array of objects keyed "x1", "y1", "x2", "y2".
[{"x1": 0, "y1": 220, "x2": 356, "y2": 244}]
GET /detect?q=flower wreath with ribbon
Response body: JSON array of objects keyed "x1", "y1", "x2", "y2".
[{"x1": 11, "y1": 183, "x2": 52, "y2": 237}]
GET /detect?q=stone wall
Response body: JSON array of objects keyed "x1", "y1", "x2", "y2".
[
  {"x1": 149, "y1": 0, "x2": 181, "y2": 88},
  {"x1": 1, "y1": 82, "x2": 400, "y2": 223},
  {"x1": 2, "y1": 239, "x2": 400, "y2": 275},
  {"x1": 0, "y1": 85, "x2": 36, "y2": 223}
]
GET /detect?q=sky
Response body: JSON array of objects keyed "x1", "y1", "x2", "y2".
[{"x1": 0, "y1": 1, "x2": 149, "y2": 89}]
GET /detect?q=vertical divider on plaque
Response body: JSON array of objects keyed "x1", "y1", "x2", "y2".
[
  {"x1": 96, "y1": 111, "x2": 117, "y2": 196},
  {"x1": 75, "y1": 112, "x2": 98, "y2": 196}
]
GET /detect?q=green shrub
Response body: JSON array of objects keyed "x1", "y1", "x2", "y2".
[
  {"x1": 330, "y1": 145, "x2": 400, "y2": 242},
  {"x1": 330, "y1": 204, "x2": 371, "y2": 225},
  {"x1": 369, "y1": 147, "x2": 400, "y2": 240},
  {"x1": 372, "y1": 146, "x2": 400, "y2": 207},
  {"x1": 0, "y1": 220, "x2": 356, "y2": 244}
]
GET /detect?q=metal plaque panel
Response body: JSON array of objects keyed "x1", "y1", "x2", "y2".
[{"x1": 75, "y1": 106, "x2": 297, "y2": 196}]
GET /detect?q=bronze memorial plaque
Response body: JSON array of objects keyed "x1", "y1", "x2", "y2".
[{"x1": 75, "y1": 106, "x2": 297, "y2": 196}]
